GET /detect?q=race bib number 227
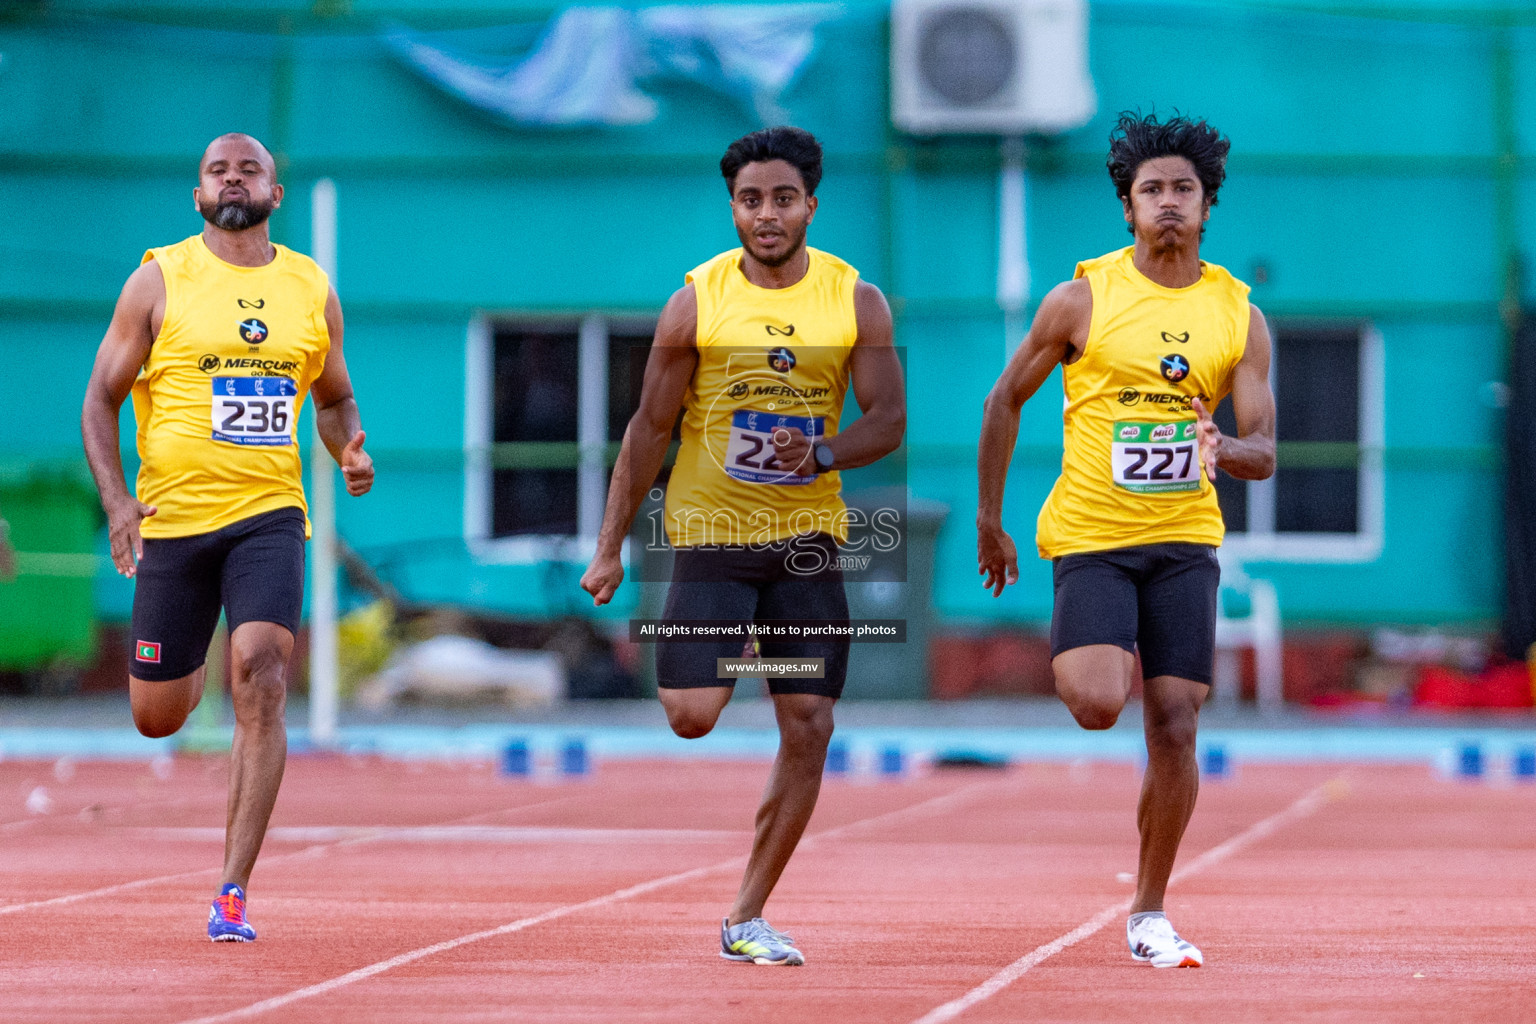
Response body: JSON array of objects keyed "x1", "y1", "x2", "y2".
[
  {"x1": 1111, "y1": 420, "x2": 1200, "y2": 493},
  {"x1": 211, "y1": 377, "x2": 297, "y2": 447}
]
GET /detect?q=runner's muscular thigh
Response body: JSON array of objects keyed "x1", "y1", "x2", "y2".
[
  {"x1": 129, "y1": 665, "x2": 206, "y2": 736},
  {"x1": 659, "y1": 686, "x2": 734, "y2": 738},
  {"x1": 1052, "y1": 644, "x2": 1136, "y2": 712}
]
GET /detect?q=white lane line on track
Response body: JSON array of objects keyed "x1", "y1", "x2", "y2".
[
  {"x1": 0, "y1": 793, "x2": 582, "y2": 917},
  {"x1": 0, "y1": 790, "x2": 228, "y2": 834},
  {"x1": 172, "y1": 775, "x2": 1013, "y2": 1024},
  {"x1": 908, "y1": 775, "x2": 1350, "y2": 1024},
  {"x1": 132, "y1": 825, "x2": 752, "y2": 844},
  {"x1": 0, "y1": 864, "x2": 219, "y2": 917}
]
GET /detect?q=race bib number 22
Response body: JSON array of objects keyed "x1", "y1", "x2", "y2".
[
  {"x1": 211, "y1": 377, "x2": 297, "y2": 447},
  {"x1": 724, "y1": 409, "x2": 822, "y2": 485},
  {"x1": 1111, "y1": 420, "x2": 1200, "y2": 493}
]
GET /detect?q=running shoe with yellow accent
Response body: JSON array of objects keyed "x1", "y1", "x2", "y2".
[
  {"x1": 208, "y1": 883, "x2": 257, "y2": 942},
  {"x1": 1127, "y1": 912, "x2": 1201, "y2": 968},
  {"x1": 720, "y1": 917, "x2": 805, "y2": 965}
]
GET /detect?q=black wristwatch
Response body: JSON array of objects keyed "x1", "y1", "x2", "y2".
[{"x1": 813, "y1": 442, "x2": 835, "y2": 473}]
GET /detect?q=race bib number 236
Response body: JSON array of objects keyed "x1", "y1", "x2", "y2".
[
  {"x1": 211, "y1": 377, "x2": 297, "y2": 447},
  {"x1": 1111, "y1": 420, "x2": 1200, "y2": 493}
]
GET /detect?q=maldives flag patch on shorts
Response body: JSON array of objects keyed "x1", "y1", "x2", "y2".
[{"x1": 135, "y1": 641, "x2": 161, "y2": 664}]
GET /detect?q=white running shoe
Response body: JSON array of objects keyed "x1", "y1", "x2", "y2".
[
  {"x1": 1127, "y1": 913, "x2": 1203, "y2": 968},
  {"x1": 721, "y1": 917, "x2": 805, "y2": 965}
]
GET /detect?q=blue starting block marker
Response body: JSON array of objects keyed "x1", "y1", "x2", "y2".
[
  {"x1": 880, "y1": 745, "x2": 905, "y2": 777},
  {"x1": 561, "y1": 738, "x2": 590, "y2": 777},
  {"x1": 825, "y1": 739, "x2": 850, "y2": 776},
  {"x1": 502, "y1": 739, "x2": 531, "y2": 777},
  {"x1": 501, "y1": 737, "x2": 590, "y2": 778},
  {"x1": 1513, "y1": 746, "x2": 1536, "y2": 781},
  {"x1": 1199, "y1": 744, "x2": 1230, "y2": 779},
  {"x1": 1457, "y1": 743, "x2": 1485, "y2": 779}
]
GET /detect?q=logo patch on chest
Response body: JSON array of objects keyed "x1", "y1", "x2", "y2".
[
  {"x1": 1159, "y1": 353, "x2": 1190, "y2": 383},
  {"x1": 238, "y1": 318, "x2": 268, "y2": 345},
  {"x1": 767, "y1": 347, "x2": 796, "y2": 373}
]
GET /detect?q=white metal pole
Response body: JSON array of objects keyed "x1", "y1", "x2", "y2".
[
  {"x1": 577, "y1": 314, "x2": 609, "y2": 543},
  {"x1": 308, "y1": 178, "x2": 339, "y2": 747},
  {"x1": 997, "y1": 136, "x2": 1029, "y2": 355}
]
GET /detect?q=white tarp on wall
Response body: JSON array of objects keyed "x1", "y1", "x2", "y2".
[{"x1": 384, "y1": 5, "x2": 840, "y2": 128}]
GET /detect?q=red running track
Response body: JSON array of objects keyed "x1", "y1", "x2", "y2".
[{"x1": 1, "y1": 755, "x2": 1533, "y2": 1022}]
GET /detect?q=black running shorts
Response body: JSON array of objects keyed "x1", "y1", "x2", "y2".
[
  {"x1": 1050, "y1": 542, "x2": 1221, "y2": 686},
  {"x1": 128, "y1": 507, "x2": 306, "y2": 681},
  {"x1": 657, "y1": 532, "x2": 849, "y2": 699}
]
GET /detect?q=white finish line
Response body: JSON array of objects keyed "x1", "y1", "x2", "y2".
[{"x1": 908, "y1": 776, "x2": 1349, "y2": 1024}]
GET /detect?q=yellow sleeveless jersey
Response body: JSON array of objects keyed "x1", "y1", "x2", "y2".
[
  {"x1": 131, "y1": 235, "x2": 331, "y2": 538},
  {"x1": 665, "y1": 247, "x2": 859, "y2": 547},
  {"x1": 1036, "y1": 246, "x2": 1250, "y2": 558}
]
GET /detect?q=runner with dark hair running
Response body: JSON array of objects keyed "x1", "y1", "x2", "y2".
[
  {"x1": 977, "y1": 111, "x2": 1277, "y2": 967},
  {"x1": 581, "y1": 126, "x2": 905, "y2": 965}
]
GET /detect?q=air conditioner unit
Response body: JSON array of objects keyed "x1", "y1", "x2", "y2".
[{"x1": 892, "y1": 0, "x2": 1095, "y2": 135}]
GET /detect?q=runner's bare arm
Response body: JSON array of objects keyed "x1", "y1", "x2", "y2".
[
  {"x1": 309, "y1": 286, "x2": 373, "y2": 496},
  {"x1": 81, "y1": 261, "x2": 166, "y2": 577},
  {"x1": 1191, "y1": 304, "x2": 1276, "y2": 482},
  {"x1": 976, "y1": 278, "x2": 1091, "y2": 596},
  {"x1": 580, "y1": 285, "x2": 699, "y2": 606},
  {"x1": 770, "y1": 280, "x2": 904, "y2": 475}
]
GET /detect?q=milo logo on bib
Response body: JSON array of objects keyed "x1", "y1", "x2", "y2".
[{"x1": 1110, "y1": 420, "x2": 1200, "y2": 494}]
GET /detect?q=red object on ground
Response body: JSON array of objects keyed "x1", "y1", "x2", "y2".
[
  {"x1": 1476, "y1": 662, "x2": 1536, "y2": 708},
  {"x1": 928, "y1": 632, "x2": 1055, "y2": 699},
  {"x1": 1, "y1": 756, "x2": 1534, "y2": 1022},
  {"x1": 1280, "y1": 632, "x2": 1371, "y2": 704},
  {"x1": 1413, "y1": 662, "x2": 1534, "y2": 710},
  {"x1": 1411, "y1": 665, "x2": 1479, "y2": 708}
]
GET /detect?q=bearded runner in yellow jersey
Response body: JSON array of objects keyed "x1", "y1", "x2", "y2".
[
  {"x1": 81, "y1": 133, "x2": 373, "y2": 942},
  {"x1": 581, "y1": 127, "x2": 905, "y2": 965},
  {"x1": 978, "y1": 113, "x2": 1277, "y2": 969}
]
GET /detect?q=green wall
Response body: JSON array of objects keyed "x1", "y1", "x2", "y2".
[{"x1": 2, "y1": 0, "x2": 1532, "y2": 629}]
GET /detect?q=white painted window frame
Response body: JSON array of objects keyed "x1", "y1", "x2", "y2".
[
  {"x1": 1223, "y1": 322, "x2": 1384, "y2": 563},
  {"x1": 463, "y1": 314, "x2": 649, "y2": 566}
]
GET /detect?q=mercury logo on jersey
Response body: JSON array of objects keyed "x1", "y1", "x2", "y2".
[
  {"x1": 199, "y1": 354, "x2": 221, "y2": 373},
  {"x1": 749, "y1": 383, "x2": 830, "y2": 400},
  {"x1": 1119, "y1": 387, "x2": 1210, "y2": 409},
  {"x1": 238, "y1": 318, "x2": 268, "y2": 345},
  {"x1": 219, "y1": 357, "x2": 300, "y2": 375}
]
